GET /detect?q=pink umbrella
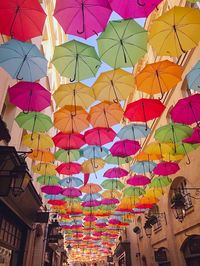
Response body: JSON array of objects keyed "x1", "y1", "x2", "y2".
[
  {"x1": 108, "y1": 0, "x2": 162, "y2": 19},
  {"x1": 62, "y1": 187, "x2": 82, "y2": 197},
  {"x1": 82, "y1": 200, "x2": 101, "y2": 207},
  {"x1": 48, "y1": 200, "x2": 66, "y2": 206},
  {"x1": 84, "y1": 216, "x2": 97, "y2": 222},
  {"x1": 54, "y1": 0, "x2": 112, "y2": 39},
  {"x1": 135, "y1": 203, "x2": 153, "y2": 209},
  {"x1": 96, "y1": 223, "x2": 107, "y2": 227},
  {"x1": 183, "y1": 127, "x2": 200, "y2": 144},
  {"x1": 56, "y1": 162, "x2": 81, "y2": 175},
  {"x1": 110, "y1": 139, "x2": 141, "y2": 157},
  {"x1": 101, "y1": 198, "x2": 119, "y2": 205},
  {"x1": 8, "y1": 82, "x2": 51, "y2": 112},
  {"x1": 41, "y1": 185, "x2": 63, "y2": 195},
  {"x1": 53, "y1": 132, "x2": 85, "y2": 149},
  {"x1": 170, "y1": 94, "x2": 200, "y2": 126},
  {"x1": 84, "y1": 127, "x2": 116, "y2": 147},
  {"x1": 127, "y1": 175, "x2": 151, "y2": 186},
  {"x1": 103, "y1": 167, "x2": 129, "y2": 178},
  {"x1": 109, "y1": 219, "x2": 121, "y2": 225},
  {"x1": 93, "y1": 232, "x2": 103, "y2": 236},
  {"x1": 153, "y1": 161, "x2": 180, "y2": 176}
]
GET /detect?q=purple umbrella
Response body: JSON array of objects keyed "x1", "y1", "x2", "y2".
[
  {"x1": 108, "y1": 0, "x2": 162, "y2": 19},
  {"x1": 82, "y1": 200, "x2": 101, "y2": 207},
  {"x1": 110, "y1": 140, "x2": 141, "y2": 158},
  {"x1": 183, "y1": 127, "x2": 200, "y2": 144},
  {"x1": 170, "y1": 94, "x2": 200, "y2": 126},
  {"x1": 101, "y1": 198, "x2": 119, "y2": 205},
  {"x1": 62, "y1": 187, "x2": 82, "y2": 197},
  {"x1": 153, "y1": 162, "x2": 180, "y2": 176},
  {"x1": 8, "y1": 82, "x2": 51, "y2": 112},
  {"x1": 41, "y1": 185, "x2": 63, "y2": 195},
  {"x1": 127, "y1": 175, "x2": 151, "y2": 186},
  {"x1": 103, "y1": 167, "x2": 129, "y2": 178}
]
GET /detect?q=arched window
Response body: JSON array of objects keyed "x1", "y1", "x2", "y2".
[
  {"x1": 154, "y1": 247, "x2": 171, "y2": 266},
  {"x1": 181, "y1": 235, "x2": 200, "y2": 266}
]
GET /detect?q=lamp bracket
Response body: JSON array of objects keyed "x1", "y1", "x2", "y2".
[{"x1": 172, "y1": 188, "x2": 200, "y2": 199}]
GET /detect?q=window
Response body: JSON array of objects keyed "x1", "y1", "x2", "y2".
[
  {"x1": 149, "y1": 205, "x2": 162, "y2": 231},
  {"x1": 137, "y1": 216, "x2": 143, "y2": 239}
]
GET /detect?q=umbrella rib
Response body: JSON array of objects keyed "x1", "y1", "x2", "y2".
[
  {"x1": 78, "y1": 56, "x2": 97, "y2": 76},
  {"x1": 84, "y1": 6, "x2": 108, "y2": 29}
]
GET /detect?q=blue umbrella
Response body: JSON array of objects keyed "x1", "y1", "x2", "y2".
[
  {"x1": 131, "y1": 161, "x2": 156, "y2": 174},
  {"x1": 82, "y1": 193, "x2": 102, "y2": 201},
  {"x1": 59, "y1": 176, "x2": 83, "y2": 187},
  {"x1": 81, "y1": 146, "x2": 108, "y2": 159},
  {"x1": 45, "y1": 194, "x2": 65, "y2": 200},
  {"x1": 118, "y1": 123, "x2": 150, "y2": 140},
  {"x1": 0, "y1": 39, "x2": 47, "y2": 81},
  {"x1": 187, "y1": 61, "x2": 200, "y2": 91}
]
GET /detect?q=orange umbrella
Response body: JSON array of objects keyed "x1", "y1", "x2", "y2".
[
  {"x1": 80, "y1": 183, "x2": 102, "y2": 194},
  {"x1": 135, "y1": 60, "x2": 183, "y2": 97},
  {"x1": 88, "y1": 101, "x2": 123, "y2": 128},
  {"x1": 27, "y1": 150, "x2": 54, "y2": 163},
  {"x1": 54, "y1": 105, "x2": 90, "y2": 133},
  {"x1": 134, "y1": 151, "x2": 161, "y2": 161}
]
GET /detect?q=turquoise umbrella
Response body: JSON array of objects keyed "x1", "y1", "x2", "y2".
[
  {"x1": 59, "y1": 176, "x2": 83, "y2": 187},
  {"x1": 131, "y1": 161, "x2": 157, "y2": 174},
  {"x1": 187, "y1": 60, "x2": 200, "y2": 91},
  {"x1": 118, "y1": 124, "x2": 151, "y2": 140},
  {"x1": 81, "y1": 146, "x2": 108, "y2": 159},
  {"x1": 82, "y1": 193, "x2": 102, "y2": 201}
]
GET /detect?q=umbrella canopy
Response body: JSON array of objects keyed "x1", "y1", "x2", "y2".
[
  {"x1": 88, "y1": 101, "x2": 123, "y2": 128},
  {"x1": 92, "y1": 69, "x2": 135, "y2": 102},
  {"x1": 54, "y1": 105, "x2": 89, "y2": 133},
  {"x1": 80, "y1": 183, "x2": 102, "y2": 194},
  {"x1": 170, "y1": 94, "x2": 200, "y2": 126},
  {"x1": 37, "y1": 175, "x2": 60, "y2": 185},
  {"x1": 101, "y1": 179, "x2": 124, "y2": 190},
  {"x1": 149, "y1": 176, "x2": 172, "y2": 190},
  {"x1": 56, "y1": 162, "x2": 81, "y2": 175},
  {"x1": 52, "y1": 40, "x2": 101, "y2": 82},
  {"x1": 8, "y1": 82, "x2": 51, "y2": 112},
  {"x1": 55, "y1": 149, "x2": 81, "y2": 162},
  {"x1": 103, "y1": 167, "x2": 129, "y2": 179},
  {"x1": 0, "y1": 0, "x2": 46, "y2": 41},
  {"x1": 53, "y1": 82, "x2": 95, "y2": 109},
  {"x1": 108, "y1": 0, "x2": 162, "y2": 19},
  {"x1": 183, "y1": 127, "x2": 200, "y2": 144},
  {"x1": 102, "y1": 190, "x2": 122, "y2": 199},
  {"x1": 84, "y1": 127, "x2": 116, "y2": 147},
  {"x1": 62, "y1": 187, "x2": 82, "y2": 198},
  {"x1": 110, "y1": 140, "x2": 141, "y2": 157},
  {"x1": 118, "y1": 124, "x2": 150, "y2": 140},
  {"x1": 149, "y1": 6, "x2": 200, "y2": 56},
  {"x1": 143, "y1": 142, "x2": 173, "y2": 158},
  {"x1": 82, "y1": 193, "x2": 102, "y2": 201},
  {"x1": 81, "y1": 159, "x2": 105, "y2": 174},
  {"x1": 153, "y1": 162, "x2": 180, "y2": 176},
  {"x1": 53, "y1": 132, "x2": 85, "y2": 150},
  {"x1": 123, "y1": 187, "x2": 145, "y2": 197},
  {"x1": 131, "y1": 161, "x2": 156, "y2": 174},
  {"x1": 187, "y1": 61, "x2": 200, "y2": 91},
  {"x1": 135, "y1": 152, "x2": 161, "y2": 161},
  {"x1": 0, "y1": 39, "x2": 47, "y2": 81},
  {"x1": 41, "y1": 185, "x2": 63, "y2": 195},
  {"x1": 27, "y1": 150, "x2": 54, "y2": 163},
  {"x1": 101, "y1": 198, "x2": 119, "y2": 205},
  {"x1": 135, "y1": 60, "x2": 183, "y2": 96},
  {"x1": 127, "y1": 175, "x2": 151, "y2": 186},
  {"x1": 97, "y1": 19, "x2": 147, "y2": 68},
  {"x1": 22, "y1": 133, "x2": 54, "y2": 150},
  {"x1": 54, "y1": 0, "x2": 111, "y2": 39},
  {"x1": 59, "y1": 177, "x2": 83, "y2": 187},
  {"x1": 81, "y1": 146, "x2": 108, "y2": 159},
  {"x1": 32, "y1": 163, "x2": 57, "y2": 176},
  {"x1": 105, "y1": 154, "x2": 132, "y2": 165}
]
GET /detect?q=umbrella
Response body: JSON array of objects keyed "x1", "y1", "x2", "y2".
[
  {"x1": 135, "y1": 60, "x2": 183, "y2": 98},
  {"x1": 82, "y1": 193, "x2": 102, "y2": 201},
  {"x1": 53, "y1": 132, "x2": 85, "y2": 150},
  {"x1": 124, "y1": 98, "x2": 165, "y2": 129},
  {"x1": 54, "y1": 0, "x2": 111, "y2": 39},
  {"x1": 110, "y1": 140, "x2": 141, "y2": 157},
  {"x1": 62, "y1": 187, "x2": 82, "y2": 198},
  {"x1": 88, "y1": 101, "x2": 123, "y2": 128},
  {"x1": 143, "y1": 142, "x2": 173, "y2": 158},
  {"x1": 170, "y1": 94, "x2": 200, "y2": 126},
  {"x1": 0, "y1": 39, "x2": 47, "y2": 81},
  {"x1": 80, "y1": 183, "x2": 102, "y2": 194},
  {"x1": 153, "y1": 162, "x2": 180, "y2": 176},
  {"x1": 59, "y1": 177, "x2": 83, "y2": 187},
  {"x1": 101, "y1": 198, "x2": 119, "y2": 205},
  {"x1": 149, "y1": 6, "x2": 200, "y2": 56},
  {"x1": 97, "y1": 19, "x2": 147, "y2": 68},
  {"x1": 105, "y1": 154, "x2": 132, "y2": 165},
  {"x1": 118, "y1": 124, "x2": 150, "y2": 140},
  {"x1": 22, "y1": 133, "x2": 54, "y2": 150},
  {"x1": 103, "y1": 167, "x2": 129, "y2": 179},
  {"x1": 123, "y1": 187, "x2": 145, "y2": 197},
  {"x1": 127, "y1": 175, "x2": 150, "y2": 186},
  {"x1": 131, "y1": 161, "x2": 156, "y2": 174},
  {"x1": 8, "y1": 82, "x2": 51, "y2": 112},
  {"x1": 135, "y1": 152, "x2": 161, "y2": 161},
  {"x1": 0, "y1": 0, "x2": 46, "y2": 41},
  {"x1": 82, "y1": 200, "x2": 101, "y2": 208},
  {"x1": 27, "y1": 150, "x2": 54, "y2": 163},
  {"x1": 92, "y1": 69, "x2": 135, "y2": 103},
  {"x1": 102, "y1": 190, "x2": 122, "y2": 199},
  {"x1": 55, "y1": 149, "x2": 81, "y2": 162},
  {"x1": 149, "y1": 176, "x2": 172, "y2": 191},
  {"x1": 32, "y1": 163, "x2": 57, "y2": 176},
  {"x1": 101, "y1": 179, "x2": 125, "y2": 190},
  {"x1": 108, "y1": 0, "x2": 162, "y2": 19},
  {"x1": 52, "y1": 40, "x2": 101, "y2": 82},
  {"x1": 81, "y1": 159, "x2": 105, "y2": 174},
  {"x1": 41, "y1": 185, "x2": 63, "y2": 195},
  {"x1": 186, "y1": 61, "x2": 200, "y2": 91},
  {"x1": 81, "y1": 146, "x2": 108, "y2": 159},
  {"x1": 54, "y1": 105, "x2": 89, "y2": 133},
  {"x1": 183, "y1": 127, "x2": 200, "y2": 144},
  {"x1": 84, "y1": 127, "x2": 116, "y2": 147},
  {"x1": 170, "y1": 143, "x2": 199, "y2": 164},
  {"x1": 56, "y1": 162, "x2": 81, "y2": 175},
  {"x1": 53, "y1": 82, "x2": 95, "y2": 109},
  {"x1": 37, "y1": 175, "x2": 60, "y2": 185}
]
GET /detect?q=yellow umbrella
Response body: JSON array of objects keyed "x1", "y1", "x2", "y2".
[
  {"x1": 32, "y1": 163, "x2": 57, "y2": 176},
  {"x1": 102, "y1": 190, "x2": 122, "y2": 199},
  {"x1": 53, "y1": 82, "x2": 95, "y2": 109},
  {"x1": 81, "y1": 159, "x2": 105, "y2": 174},
  {"x1": 22, "y1": 133, "x2": 54, "y2": 150},
  {"x1": 134, "y1": 151, "x2": 161, "y2": 161},
  {"x1": 145, "y1": 188, "x2": 164, "y2": 198},
  {"x1": 144, "y1": 142, "x2": 173, "y2": 157},
  {"x1": 149, "y1": 6, "x2": 200, "y2": 56},
  {"x1": 92, "y1": 69, "x2": 135, "y2": 102},
  {"x1": 27, "y1": 150, "x2": 54, "y2": 163},
  {"x1": 139, "y1": 195, "x2": 159, "y2": 205}
]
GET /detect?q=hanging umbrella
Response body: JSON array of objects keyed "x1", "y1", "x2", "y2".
[
  {"x1": 56, "y1": 162, "x2": 81, "y2": 175},
  {"x1": 54, "y1": 105, "x2": 89, "y2": 133},
  {"x1": 53, "y1": 132, "x2": 85, "y2": 149},
  {"x1": 80, "y1": 183, "x2": 102, "y2": 194},
  {"x1": 53, "y1": 82, "x2": 95, "y2": 109},
  {"x1": 32, "y1": 163, "x2": 57, "y2": 176},
  {"x1": 124, "y1": 98, "x2": 165, "y2": 129},
  {"x1": 135, "y1": 60, "x2": 183, "y2": 97},
  {"x1": 183, "y1": 127, "x2": 200, "y2": 144},
  {"x1": 81, "y1": 159, "x2": 105, "y2": 174},
  {"x1": 0, "y1": 39, "x2": 47, "y2": 81},
  {"x1": 170, "y1": 143, "x2": 199, "y2": 164},
  {"x1": 127, "y1": 175, "x2": 150, "y2": 186},
  {"x1": 62, "y1": 187, "x2": 82, "y2": 198},
  {"x1": 27, "y1": 150, "x2": 54, "y2": 163},
  {"x1": 149, "y1": 6, "x2": 200, "y2": 56},
  {"x1": 123, "y1": 187, "x2": 145, "y2": 197},
  {"x1": 131, "y1": 161, "x2": 156, "y2": 174},
  {"x1": 101, "y1": 198, "x2": 119, "y2": 205},
  {"x1": 103, "y1": 167, "x2": 129, "y2": 179},
  {"x1": 8, "y1": 82, "x2": 51, "y2": 112},
  {"x1": 22, "y1": 133, "x2": 54, "y2": 150},
  {"x1": 101, "y1": 179, "x2": 124, "y2": 190},
  {"x1": 186, "y1": 61, "x2": 200, "y2": 91},
  {"x1": 54, "y1": 0, "x2": 111, "y2": 39},
  {"x1": 37, "y1": 175, "x2": 60, "y2": 185},
  {"x1": 105, "y1": 154, "x2": 132, "y2": 165},
  {"x1": 82, "y1": 193, "x2": 102, "y2": 201},
  {"x1": 102, "y1": 190, "x2": 122, "y2": 200},
  {"x1": 170, "y1": 94, "x2": 200, "y2": 126},
  {"x1": 0, "y1": 0, "x2": 46, "y2": 41},
  {"x1": 145, "y1": 188, "x2": 163, "y2": 198},
  {"x1": 59, "y1": 177, "x2": 83, "y2": 187},
  {"x1": 55, "y1": 149, "x2": 81, "y2": 162},
  {"x1": 88, "y1": 101, "x2": 123, "y2": 128},
  {"x1": 149, "y1": 176, "x2": 172, "y2": 191},
  {"x1": 118, "y1": 124, "x2": 150, "y2": 140},
  {"x1": 52, "y1": 40, "x2": 101, "y2": 82},
  {"x1": 84, "y1": 127, "x2": 116, "y2": 147},
  {"x1": 97, "y1": 19, "x2": 147, "y2": 68},
  {"x1": 108, "y1": 0, "x2": 162, "y2": 19},
  {"x1": 135, "y1": 152, "x2": 161, "y2": 161},
  {"x1": 110, "y1": 140, "x2": 141, "y2": 157},
  {"x1": 92, "y1": 69, "x2": 135, "y2": 103},
  {"x1": 143, "y1": 142, "x2": 173, "y2": 158},
  {"x1": 153, "y1": 162, "x2": 180, "y2": 176},
  {"x1": 41, "y1": 185, "x2": 63, "y2": 195},
  {"x1": 81, "y1": 146, "x2": 108, "y2": 159}
]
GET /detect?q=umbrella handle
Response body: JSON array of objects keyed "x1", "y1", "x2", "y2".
[
  {"x1": 77, "y1": 3, "x2": 85, "y2": 35},
  {"x1": 70, "y1": 54, "x2": 78, "y2": 82},
  {"x1": 16, "y1": 73, "x2": 23, "y2": 80},
  {"x1": 137, "y1": 0, "x2": 145, "y2": 6}
]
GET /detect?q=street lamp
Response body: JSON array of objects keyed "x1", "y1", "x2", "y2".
[
  {"x1": 143, "y1": 221, "x2": 152, "y2": 238},
  {"x1": 171, "y1": 193, "x2": 186, "y2": 223}
]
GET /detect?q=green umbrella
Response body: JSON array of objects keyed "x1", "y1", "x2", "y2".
[
  {"x1": 149, "y1": 176, "x2": 172, "y2": 192},
  {"x1": 55, "y1": 149, "x2": 81, "y2": 162},
  {"x1": 105, "y1": 154, "x2": 132, "y2": 165},
  {"x1": 52, "y1": 40, "x2": 101, "y2": 82},
  {"x1": 101, "y1": 179, "x2": 124, "y2": 190},
  {"x1": 171, "y1": 143, "x2": 199, "y2": 164},
  {"x1": 123, "y1": 187, "x2": 145, "y2": 197},
  {"x1": 97, "y1": 19, "x2": 147, "y2": 68},
  {"x1": 37, "y1": 175, "x2": 60, "y2": 185}
]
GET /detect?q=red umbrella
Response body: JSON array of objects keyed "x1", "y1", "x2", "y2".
[
  {"x1": 124, "y1": 98, "x2": 165, "y2": 128},
  {"x1": 0, "y1": 0, "x2": 46, "y2": 41},
  {"x1": 110, "y1": 140, "x2": 141, "y2": 157},
  {"x1": 84, "y1": 127, "x2": 116, "y2": 147},
  {"x1": 56, "y1": 162, "x2": 81, "y2": 175},
  {"x1": 54, "y1": 0, "x2": 112, "y2": 39},
  {"x1": 53, "y1": 132, "x2": 85, "y2": 149}
]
